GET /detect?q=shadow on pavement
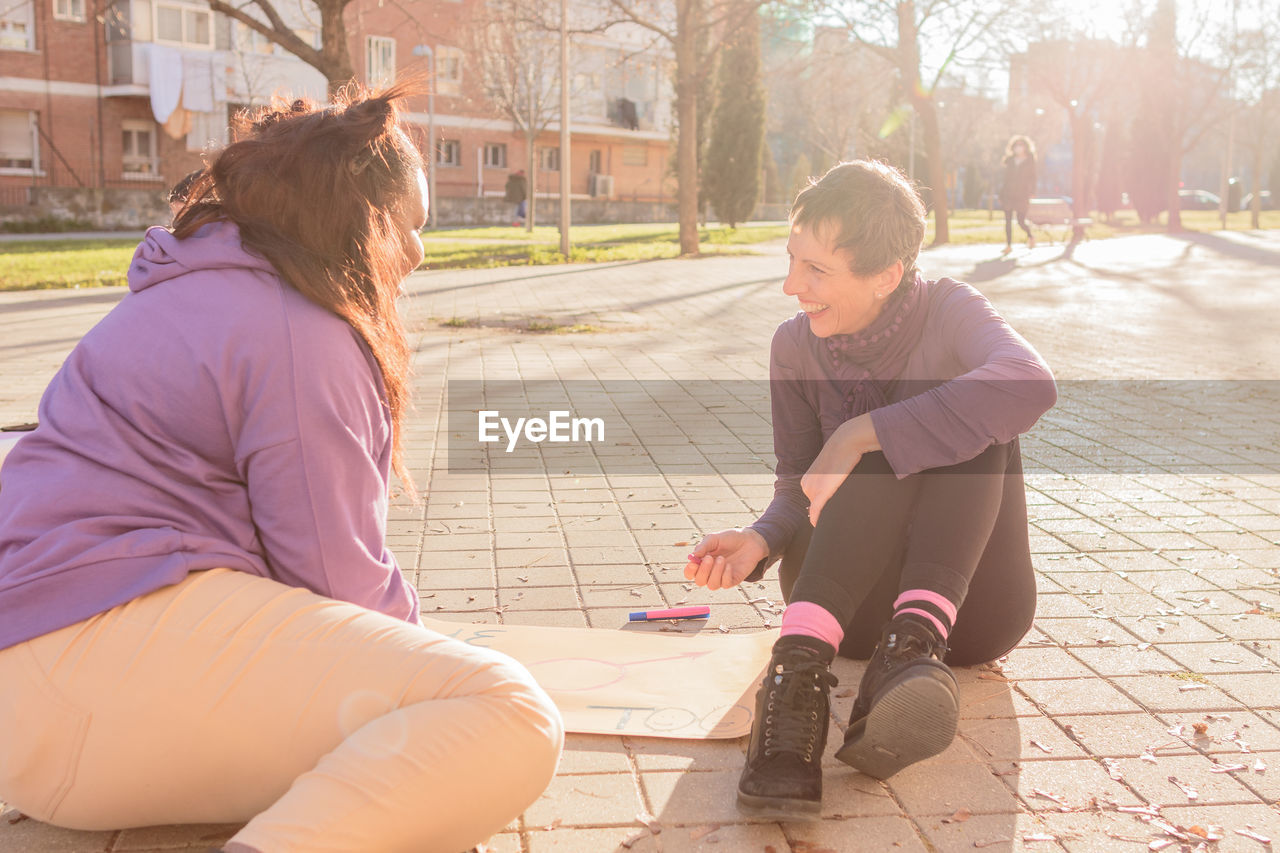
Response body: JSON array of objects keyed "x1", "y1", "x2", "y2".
[
  {"x1": 632, "y1": 657, "x2": 1021, "y2": 850},
  {"x1": 1171, "y1": 231, "x2": 1280, "y2": 266},
  {"x1": 0, "y1": 289, "x2": 127, "y2": 316}
]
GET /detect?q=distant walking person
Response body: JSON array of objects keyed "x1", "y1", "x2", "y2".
[
  {"x1": 505, "y1": 169, "x2": 528, "y2": 226},
  {"x1": 1000, "y1": 135, "x2": 1037, "y2": 254}
]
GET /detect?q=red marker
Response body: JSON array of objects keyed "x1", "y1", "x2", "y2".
[{"x1": 629, "y1": 605, "x2": 711, "y2": 622}]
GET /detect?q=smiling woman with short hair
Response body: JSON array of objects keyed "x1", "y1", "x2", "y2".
[{"x1": 684, "y1": 160, "x2": 1057, "y2": 816}]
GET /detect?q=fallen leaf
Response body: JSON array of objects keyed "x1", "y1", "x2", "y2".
[
  {"x1": 635, "y1": 812, "x2": 661, "y2": 833},
  {"x1": 973, "y1": 840, "x2": 1013, "y2": 849},
  {"x1": 941, "y1": 807, "x2": 972, "y2": 823},
  {"x1": 1209, "y1": 763, "x2": 1248, "y2": 773},
  {"x1": 1193, "y1": 722, "x2": 1210, "y2": 736},
  {"x1": 1031, "y1": 739, "x2": 1053, "y2": 754},
  {"x1": 1235, "y1": 828, "x2": 1272, "y2": 844},
  {"x1": 687, "y1": 824, "x2": 719, "y2": 841},
  {"x1": 1118, "y1": 805, "x2": 1162, "y2": 816},
  {"x1": 1254, "y1": 757, "x2": 1267, "y2": 773},
  {"x1": 1168, "y1": 775, "x2": 1199, "y2": 800},
  {"x1": 1022, "y1": 833, "x2": 1056, "y2": 842},
  {"x1": 1148, "y1": 841, "x2": 1176, "y2": 851},
  {"x1": 620, "y1": 828, "x2": 648, "y2": 848},
  {"x1": 1032, "y1": 789, "x2": 1067, "y2": 805}
]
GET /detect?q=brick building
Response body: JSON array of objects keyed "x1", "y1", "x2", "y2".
[{"x1": 0, "y1": 0, "x2": 674, "y2": 221}]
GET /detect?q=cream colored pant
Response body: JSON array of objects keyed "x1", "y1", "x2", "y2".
[{"x1": 0, "y1": 568, "x2": 563, "y2": 852}]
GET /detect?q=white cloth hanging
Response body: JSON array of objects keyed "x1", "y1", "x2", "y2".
[
  {"x1": 148, "y1": 44, "x2": 184, "y2": 124},
  {"x1": 182, "y1": 53, "x2": 214, "y2": 113}
]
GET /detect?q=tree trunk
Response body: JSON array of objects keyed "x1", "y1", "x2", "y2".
[
  {"x1": 1251, "y1": 145, "x2": 1263, "y2": 230},
  {"x1": 1069, "y1": 111, "x2": 1095, "y2": 243},
  {"x1": 1166, "y1": 147, "x2": 1183, "y2": 232},
  {"x1": 674, "y1": 0, "x2": 701, "y2": 256},
  {"x1": 896, "y1": 1, "x2": 948, "y2": 245},
  {"x1": 917, "y1": 97, "x2": 948, "y2": 245},
  {"x1": 527, "y1": 133, "x2": 538, "y2": 232},
  {"x1": 319, "y1": 1, "x2": 355, "y2": 95}
]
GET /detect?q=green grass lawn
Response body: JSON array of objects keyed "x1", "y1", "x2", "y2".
[
  {"x1": 417, "y1": 222, "x2": 791, "y2": 268},
  {"x1": 2, "y1": 213, "x2": 1277, "y2": 291},
  {"x1": 0, "y1": 239, "x2": 138, "y2": 291}
]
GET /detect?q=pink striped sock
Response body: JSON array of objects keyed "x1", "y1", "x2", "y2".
[
  {"x1": 893, "y1": 589, "x2": 958, "y2": 640},
  {"x1": 780, "y1": 601, "x2": 844, "y2": 650}
]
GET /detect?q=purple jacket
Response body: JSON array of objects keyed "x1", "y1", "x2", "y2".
[
  {"x1": 749, "y1": 276, "x2": 1057, "y2": 560},
  {"x1": 0, "y1": 222, "x2": 418, "y2": 650}
]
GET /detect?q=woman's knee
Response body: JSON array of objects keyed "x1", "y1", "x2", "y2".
[{"x1": 474, "y1": 652, "x2": 564, "y2": 766}]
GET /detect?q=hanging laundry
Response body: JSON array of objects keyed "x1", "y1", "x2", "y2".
[
  {"x1": 182, "y1": 53, "x2": 215, "y2": 113},
  {"x1": 148, "y1": 44, "x2": 183, "y2": 124}
]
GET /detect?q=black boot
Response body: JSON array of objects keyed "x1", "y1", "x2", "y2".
[
  {"x1": 737, "y1": 634, "x2": 838, "y2": 816},
  {"x1": 835, "y1": 615, "x2": 958, "y2": 780}
]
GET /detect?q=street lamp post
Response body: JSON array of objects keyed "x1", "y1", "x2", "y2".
[
  {"x1": 412, "y1": 44, "x2": 438, "y2": 230},
  {"x1": 558, "y1": 0, "x2": 571, "y2": 258}
]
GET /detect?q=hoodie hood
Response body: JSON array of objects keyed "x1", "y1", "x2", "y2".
[{"x1": 128, "y1": 221, "x2": 278, "y2": 293}]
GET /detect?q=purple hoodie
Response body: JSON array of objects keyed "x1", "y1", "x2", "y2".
[{"x1": 0, "y1": 222, "x2": 419, "y2": 651}]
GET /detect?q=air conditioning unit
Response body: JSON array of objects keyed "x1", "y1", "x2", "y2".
[{"x1": 589, "y1": 173, "x2": 615, "y2": 198}]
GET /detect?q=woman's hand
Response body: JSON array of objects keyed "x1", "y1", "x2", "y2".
[
  {"x1": 684, "y1": 528, "x2": 769, "y2": 590},
  {"x1": 801, "y1": 413, "x2": 880, "y2": 527}
]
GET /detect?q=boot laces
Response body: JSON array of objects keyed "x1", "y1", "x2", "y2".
[
  {"x1": 761, "y1": 659, "x2": 838, "y2": 761},
  {"x1": 881, "y1": 624, "x2": 948, "y2": 670}
]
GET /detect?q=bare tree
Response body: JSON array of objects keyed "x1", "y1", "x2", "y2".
[
  {"x1": 1019, "y1": 39, "x2": 1126, "y2": 238},
  {"x1": 203, "y1": 0, "x2": 354, "y2": 94},
  {"x1": 1144, "y1": 0, "x2": 1242, "y2": 232},
  {"x1": 606, "y1": 0, "x2": 765, "y2": 255},
  {"x1": 817, "y1": 0, "x2": 1019, "y2": 245},
  {"x1": 1235, "y1": 0, "x2": 1280, "y2": 227},
  {"x1": 793, "y1": 27, "x2": 896, "y2": 166},
  {"x1": 470, "y1": 0, "x2": 563, "y2": 231}
]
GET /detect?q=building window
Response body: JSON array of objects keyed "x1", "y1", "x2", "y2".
[
  {"x1": 122, "y1": 120, "x2": 158, "y2": 177},
  {"x1": 0, "y1": 0, "x2": 35, "y2": 50},
  {"x1": 435, "y1": 139, "x2": 460, "y2": 168},
  {"x1": 53, "y1": 0, "x2": 84, "y2": 21},
  {"x1": 436, "y1": 46, "x2": 462, "y2": 96},
  {"x1": 588, "y1": 149, "x2": 602, "y2": 174},
  {"x1": 621, "y1": 145, "x2": 646, "y2": 166},
  {"x1": 154, "y1": 1, "x2": 212, "y2": 48},
  {"x1": 367, "y1": 36, "x2": 395, "y2": 88},
  {"x1": 0, "y1": 110, "x2": 37, "y2": 172},
  {"x1": 482, "y1": 142, "x2": 506, "y2": 169},
  {"x1": 538, "y1": 146, "x2": 560, "y2": 172}
]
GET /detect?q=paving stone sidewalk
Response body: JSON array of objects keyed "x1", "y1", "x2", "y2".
[{"x1": 2, "y1": 231, "x2": 1279, "y2": 852}]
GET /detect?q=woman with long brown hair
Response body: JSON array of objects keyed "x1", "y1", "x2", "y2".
[{"x1": 0, "y1": 84, "x2": 563, "y2": 852}]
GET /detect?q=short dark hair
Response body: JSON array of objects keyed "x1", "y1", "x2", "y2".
[
  {"x1": 790, "y1": 160, "x2": 926, "y2": 289},
  {"x1": 168, "y1": 169, "x2": 204, "y2": 204}
]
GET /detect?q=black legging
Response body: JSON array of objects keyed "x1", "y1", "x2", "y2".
[
  {"x1": 1005, "y1": 208, "x2": 1032, "y2": 245},
  {"x1": 781, "y1": 439, "x2": 1036, "y2": 667}
]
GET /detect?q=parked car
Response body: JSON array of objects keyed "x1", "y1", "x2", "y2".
[
  {"x1": 1178, "y1": 189, "x2": 1222, "y2": 210},
  {"x1": 1240, "y1": 191, "x2": 1275, "y2": 211}
]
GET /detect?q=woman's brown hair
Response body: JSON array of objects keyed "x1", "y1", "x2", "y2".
[{"x1": 173, "y1": 81, "x2": 424, "y2": 498}]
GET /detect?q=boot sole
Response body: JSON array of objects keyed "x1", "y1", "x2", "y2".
[
  {"x1": 736, "y1": 789, "x2": 822, "y2": 819},
  {"x1": 835, "y1": 664, "x2": 958, "y2": 780}
]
